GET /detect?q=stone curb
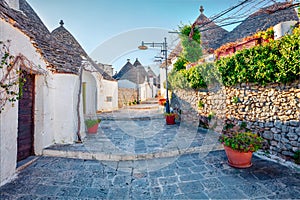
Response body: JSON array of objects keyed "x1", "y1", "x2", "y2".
[
  {"x1": 99, "y1": 116, "x2": 165, "y2": 121},
  {"x1": 42, "y1": 144, "x2": 224, "y2": 161}
]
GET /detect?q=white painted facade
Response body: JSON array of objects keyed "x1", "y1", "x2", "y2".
[
  {"x1": 52, "y1": 74, "x2": 85, "y2": 144},
  {"x1": 1, "y1": 0, "x2": 120, "y2": 186},
  {"x1": 0, "y1": 103, "x2": 18, "y2": 186},
  {"x1": 159, "y1": 65, "x2": 172, "y2": 99},
  {"x1": 82, "y1": 70, "x2": 98, "y2": 115},
  {"x1": 35, "y1": 73, "x2": 86, "y2": 150},
  {"x1": 97, "y1": 79, "x2": 118, "y2": 112},
  {"x1": 0, "y1": 19, "x2": 46, "y2": 185},
  {"x1": 139, "y1": 82, "x2": 149, "y2": 101},
  {"x1": 0, "y1": 19, "x2": 88, "y2": 185},
  {"x1": 82, "y1": 62, "x2": 118, "y2": 113}
]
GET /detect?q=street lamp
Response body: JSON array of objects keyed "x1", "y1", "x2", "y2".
[{"x1": 138, "y1": 37, "x2": 170, "y2": 113}]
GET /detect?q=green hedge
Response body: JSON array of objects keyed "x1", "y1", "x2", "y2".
[
  {"x1": 169, "y1": 26, "x2": 300, "y2": 89},
  {"x1": 168, "y1": 63, "x2": 221, "y2": 90},
  {"x1": 217, "y1": 26, "x2": 300, "y2": 86}
]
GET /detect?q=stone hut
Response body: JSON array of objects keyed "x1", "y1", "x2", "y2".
[
  {"x1": 113, "y1": 59, "x2": 134, "y2": 80},
  {"x1": 0, "y1": 0, "x2": 86, "y2": 184},
  {"x1": 116, "y1": 58, "x2": 158, "y2": 106},
  {"x1": 51, "y1": 21, "x2": 118, "y2": 112},
  {"x1": 191, "y1": 6, "x2": 228, "y2": 53},
  {"x1": 220, "y1": 2, "x2": 299, "y2": 46}
]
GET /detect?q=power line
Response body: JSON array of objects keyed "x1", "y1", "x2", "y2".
[
  {"x1": 197, "y1": 4, "x2": 299, "y2": 33},
  {"x1": 195, "y1": 0, "x2": 255, "y2": 29}
]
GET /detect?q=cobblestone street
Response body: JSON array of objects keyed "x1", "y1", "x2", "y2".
[
  {"x1": 1, "y1": 0, "x2": 300, "y2": 199},
  {"x1": 1, "y1": 152, "x2": 300, "y2": 199},
  {"x1": 1, "y1": 104, "x2": 300, "y2": 199}
]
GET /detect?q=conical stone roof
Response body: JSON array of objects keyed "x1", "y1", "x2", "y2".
[
  {"x1": 113, "y1": 59, "x2": 134, "y2": 80},
  {"x1": 220, "y1": 2, "x2": 299, "y2": 46},
  {"x1": 51, "y1": 21, "x2": 114, "y2": 80},
  {"x1": 191, "y1": 6, "x2": 228, "y2": 52},
  {"x1": 0, "y1": 0, "x2": 83, "y2": 74}
]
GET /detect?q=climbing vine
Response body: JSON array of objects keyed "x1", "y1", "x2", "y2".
[
  {"x1": 0, "y1": 41, "x2": 24, "y2": 112},
  {"x1": 0, "y1": 40, "x2": 46, "y2": 113}
]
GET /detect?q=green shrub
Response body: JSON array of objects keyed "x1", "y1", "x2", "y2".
[
  {"x1": 173, "y1": 57, "x2": 188, "y2": 72},
  {"x1": 217, "y1": 26, "x2": 300, "y2": 86},
  {"x1": 168, "y1": 26, "x2": 300, "y2": 89},
  {"x1": 85, "y1": 119, "x2": 101, "y2": 128},
  {"x1": 219, "y1": 132, "x2": 263, "y2": 152}
]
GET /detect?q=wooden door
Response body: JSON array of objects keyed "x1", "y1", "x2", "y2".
[{"x1": 17, "y1": 72, "x2": 35, "y2": 161}]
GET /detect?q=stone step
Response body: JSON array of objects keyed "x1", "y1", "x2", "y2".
[
  {"x1": 42, "y1": 144, "x2": 223, "y2": 161},
  {"x1": 140, "y1": 98, "x2": 159, "y2": 104}
]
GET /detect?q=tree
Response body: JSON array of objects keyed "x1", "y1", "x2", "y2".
[{"x1": 179, "y1": 25, "x2": 202, "y2": 63}]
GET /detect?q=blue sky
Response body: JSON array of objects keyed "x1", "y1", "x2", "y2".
[{"x1": 27, "y1": 0, "x2": 241, "y2": 73}]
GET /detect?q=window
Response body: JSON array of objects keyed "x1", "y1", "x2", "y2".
[{"x1": 106, "y1": 96, "x2": 112, "y2": 102}]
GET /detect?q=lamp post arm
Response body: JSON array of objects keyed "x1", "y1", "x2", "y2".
[{"x1": 138, "y1": 37, "x2": 170, "y2": 113}]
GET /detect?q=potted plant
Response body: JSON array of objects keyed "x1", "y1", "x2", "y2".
[
  {"x1": 85, "y1": 118, "x2": 101, "y2": 134},
  {"x1": 219, "y1": 131, "x2": 263, "y2": 168},
  {"x1": 164, "y1": 112, "x2": 177, "y2": 125}
]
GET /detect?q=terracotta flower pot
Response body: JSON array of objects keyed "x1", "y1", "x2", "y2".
[
  {"x1": 165, "y1": 115, "x2": 176, "y2": 125},
  {"x1": 223, "y1": 145, "x2": 253, "y2": 168},
  {"x1": 87, "y1": 123, "x2": 99, "y2": 134}
]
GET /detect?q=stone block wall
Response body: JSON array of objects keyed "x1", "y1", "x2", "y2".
[
  {"x1": 171, "y1": 80, "x2": 300, "y2": 161},
  {"x1": 118, "y1": 88, "x2": 137, "y2": 108}
]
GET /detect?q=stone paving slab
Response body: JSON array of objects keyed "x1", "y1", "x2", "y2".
[
  {"x1": 96, "y1": 105, "x2": 164, "y2": 120},
  {"x1": 3, "y1": 103, "x2": 299, "y2": 199},
  {"x1": 1, "y1": 151, "x2": 299, "y2": 199},
  {"x1": 43, "y1": 118, "x2": 223, "y2": 161},
  {"x1": 44, "y1": 103, "x2": 224, "y2": 161}
]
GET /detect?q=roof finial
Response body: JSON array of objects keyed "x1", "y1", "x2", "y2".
[
  {"x1": 60, "y1": 20, "x2": 64, "y2": 26},
  {"x1": 200, "y1": 5, "x2": 204, "y2": 14}
]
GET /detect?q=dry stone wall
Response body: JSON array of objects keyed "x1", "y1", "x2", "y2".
[
  {"x1": 118, "y1": 88, "x2": 137, "y2": 108},
  {"x1": 171, "y1": 80, "x2": 300, "y2": 161}
]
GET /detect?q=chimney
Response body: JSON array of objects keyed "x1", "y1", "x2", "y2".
[
  {"x1": 274, "y1": 21, "x2": 297, "y2": 40},
  {"x1": 4, "y1": 0, "x2": 19, "y2": 10}
]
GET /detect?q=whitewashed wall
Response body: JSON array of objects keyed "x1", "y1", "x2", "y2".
[
  {"x1": 0, "y1": 104, "x2": 18, "y2": 186},
  {"x1": 35, "y1": 72, "x2": 85, "y2": 153},
  {"x1": 0, "y1": 20, "x2": 47, "y2": 185},
  {"x1": 51, "y1": 74, "x2": 84, "y2": 144},
  {"x1": 34, "y1": 74, "x2": 55, "y2": 155},
  {"x1": 82, "y1": 70, "x2": 97, "y2": 115},
  {"x1": 139, "y1": 83, "x2": 148, "y2": 101},
  {"x1": 98, "y1": 79, "x2": 118, "y2": 112}
]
